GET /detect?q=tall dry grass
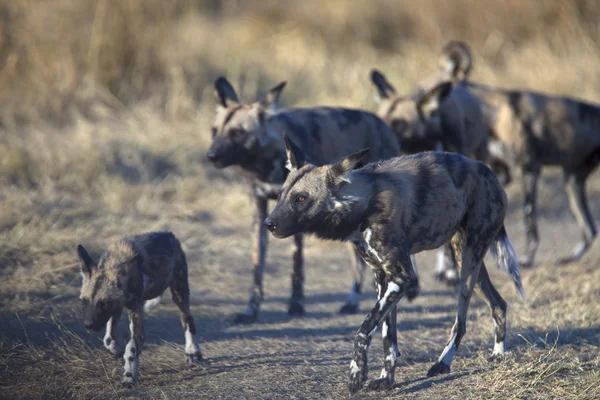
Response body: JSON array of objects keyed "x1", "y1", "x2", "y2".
[{"x1": 1, "y1": 2, "x2": 600, "y2": 398}]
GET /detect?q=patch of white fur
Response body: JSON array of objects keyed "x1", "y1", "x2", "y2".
[
  {"x1": 491, "y1": 234, "x2": 525, "y2": 298},
  {"x1": 103, "y1": 318, "x2": 118, "y2": 354},
  {"x1": 379, "y1": 344, "x2": 398, "y2": 379},
  {"x1": 492, "y1": 341, "x2": 505, "y2": 356},
  {"x1": 143, "y1": 296, "x2": 161, "y2": 313},
  {"x1": 123, "y1": 338, "x2": 139, "y2": 380},
  {"x1": 444, "y1": 268, "x2": 458, "y2": 281},
  {"x1": 363, "y1": 229, "x2": 383, "y2": 263},
  {"x1": 285, "y1": 159, "x2": 293, "y2": 171},
  {"x1": 378, "y1": 282, "x2": 400, "y2": 311},
  {"x1": 488, "y1": 140, "x2": 507, "y2": 160},
  {"x1": 185, "y1": 329, "x2": 198, "y2": 354},
  {"x1": 382, "y1": 321, "x2": 388, "y2": 338},
  {"x1": 350, "y1": 360, "x2": 360, "y2": 375},
  {"x1": 438, "y1": 342, "x2": 456, "y2": 366},
  {"x1": 445, "y1": 59, "x2": 455, "y2": 75},
  {"x1": 435, "y1": 246, "x2": 446, "y2": 274}
]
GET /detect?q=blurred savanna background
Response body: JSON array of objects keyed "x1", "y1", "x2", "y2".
[{"x1": 1, "y1": 1, "x2": 600, "y2": 399}]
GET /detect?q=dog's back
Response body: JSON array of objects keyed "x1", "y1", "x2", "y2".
[{"x1": 271, "y1": 107, "x2": 401, "y2": 166}]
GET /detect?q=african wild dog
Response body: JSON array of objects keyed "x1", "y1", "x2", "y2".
[
  {"x1": 438, "y1": 40, "x2": 600, "y2": 267},
  {"x1": 370, "y1": 68, "x2": 489, "y2": 285},
  {"x1": 265, "y1": 141, "x2": 524, "y2": 394},
  {"x1": 207, "y1": 76, "x2": 405, "y2": 322},
  {"x1": 77, "y1": 231, "x2": 202, "y2": 387}
]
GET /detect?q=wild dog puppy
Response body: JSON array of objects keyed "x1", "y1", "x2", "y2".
[
  {"x1": 439, "y1": 40, "x2": 600, "y2": 267},
  {"x1": 370, "y1": 69, "x2": 489, "y2": 286},
  {"x1": 78, "y1": 232, "x2": 202, "y2": 387},
  {"x1": 265, "y1": 141, "x2": 524, "y2": 394},
  {"x1": 207, "y1": 77, "x2": 404, "y2": 322}
]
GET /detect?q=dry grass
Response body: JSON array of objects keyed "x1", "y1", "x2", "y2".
[{"x1": 1, "y1": 1, "x2": 600, "y2": 399}]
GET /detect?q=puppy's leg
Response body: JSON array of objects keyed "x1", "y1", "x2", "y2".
[
  {"x1": 171, "y1": 253, "x2": 202, "y2": 363},
  {"x1": 103, "y1": 310, "x2": 122, "y2": 356},
  {"x1": 122, "y1": 308, "x2": 144, "y2": 387}
]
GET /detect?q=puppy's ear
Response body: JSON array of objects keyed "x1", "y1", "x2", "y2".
[{"x1": 77, "y1": 244, "x2": 95, "y2": 281}]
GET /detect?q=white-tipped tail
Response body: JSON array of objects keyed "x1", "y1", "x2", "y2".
[{"x1": 489, "y1": 226, "x2": 525, "y2": 298}]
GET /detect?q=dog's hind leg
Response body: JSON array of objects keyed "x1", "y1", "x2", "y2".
[
  {"x1": 519, "y1": 165, "x2": 540, "y2": 267},
  {"x1": 366, "y1": 275, "x2": 400, "y2": 392},
  {"x1": 474, "y1": 264, "x2": 507, "y2": 358},
  {"x1": 170, "y1": 253, "x2": 202, "y2": 364},
  {"x1": 340, "y1": 245, "x2": 368, "y2": 314},
  {"x1": 560, "y1": 151, "x2": 600, "y2": 264},
  {"x1": 427, "y1": 226, "x2": 493, "y2": 377}
]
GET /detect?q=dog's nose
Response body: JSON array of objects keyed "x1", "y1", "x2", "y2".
[
  {"x1": 264, "y1": 218, "x2": 276, "y2": 232},
  {"x1": 207, "y1": 151, "x2": 217, "y2": 162}
]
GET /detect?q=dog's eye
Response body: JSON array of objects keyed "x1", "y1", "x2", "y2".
[
  {"x1": 98, "y1": 300, "x2": 109, "y2": 311},
  {"x1": 230, "y1": 128, "x2": 246, "y2": 137},
  {"x1": 296, "y1": 195, "x2": 307, "y2": 203}
]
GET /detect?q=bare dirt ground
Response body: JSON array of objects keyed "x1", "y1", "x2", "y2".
[{"x1": 1, "y1": 112, "x2": 599, "y2": 400}]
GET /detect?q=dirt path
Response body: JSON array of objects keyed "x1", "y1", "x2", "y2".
[{"x1": 1, "y1": 168, "x2": 600, "y2": 400}]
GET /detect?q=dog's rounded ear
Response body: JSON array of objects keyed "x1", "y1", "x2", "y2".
[
  {"x1": 439, "y1": 41, "x2": 473, "y2": 81},
  {"x1": 370, "y1": 69, "x2": 397, "y2": 101},
  {"x1": 77, "y1": 244, "x2": 95, "y2": 278},
  {"x1": 284, "y1": 135, "x2": 307, "y2": 171},
  {"x1": 416, "y1": 81, "x2": 453, "y2": 121},
  {"x1": 214, "y1": 76, "x2": 240, "y2": 108},
  {"x1": 329, "y1": 148, "x2": 370, "y2": 184},
  {"x1": 259, "y1": 81, "x2": 287, "y2": 112}
]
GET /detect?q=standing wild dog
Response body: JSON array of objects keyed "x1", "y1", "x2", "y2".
[
  {"x1": 370, "y1": 68, "x2": 489, "y2": 285},
  {"x1": 207, "y1": 76, "x2": 404, "y2": 322},
  {"x1": 265, "y1": 142, "x2": 524, "y2": 394},
  {"x1": 78, "y1": 231, "x2": 202, "y2": 387},
  {"x1": 438, "y1": 40, "x2": 600, "y2": 267}
]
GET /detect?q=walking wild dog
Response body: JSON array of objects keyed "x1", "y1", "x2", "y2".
[
  {"x1": 370, "y1": 68, "x2": 489, "y2": 285},
  {"x1": 77, "y1": 232, "x2": 202, "y2": 387},
  {"x1": 265, "y1": 142, "x2": 524, "y2": 394},
  {"x1": 207, "y1": 76, "x2": 404, "y2": 322},
  {"x1": 439, "y1": 40, "x2": 600, "y2": 267}
]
